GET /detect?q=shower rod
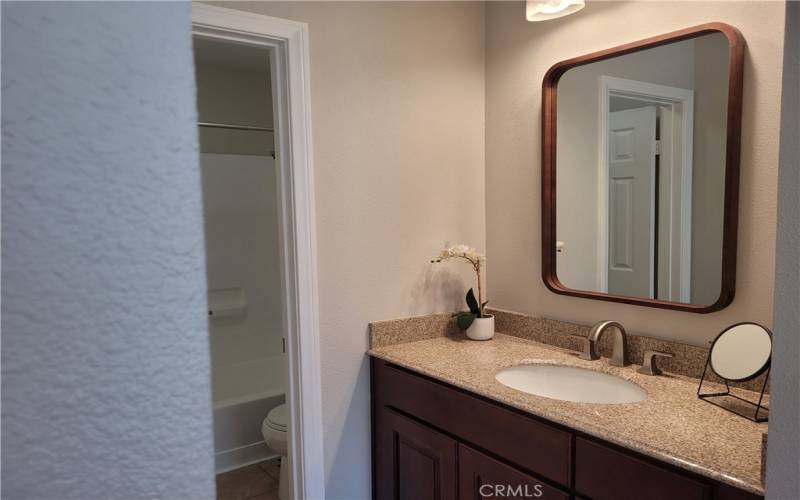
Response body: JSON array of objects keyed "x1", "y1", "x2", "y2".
[
  {"x1": 198, "y1": 121, "x2": 274, "y2": 132},
  {"x1": 198, "y1": 121, "x2": 276, "y2": 158}
]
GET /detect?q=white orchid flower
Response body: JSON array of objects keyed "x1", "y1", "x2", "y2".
[{"x1": 430, "y1": 243, "x2": 488, "y2": 317}]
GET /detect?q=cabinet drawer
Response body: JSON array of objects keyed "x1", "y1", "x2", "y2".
[
  {"x1": 375, "y1": 361, "x2": 572, "y2": 486},
  {"x1": 575, "y1": 438, "x2": 710, "y2": 500},
  {"x1": 459, "y1": 445, "x2": 569, "y2": 500}
]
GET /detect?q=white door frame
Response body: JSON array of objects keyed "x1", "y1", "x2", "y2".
[
  {"x1": 192, "y1": 5, "x2": 325, "y2": 499},
  {"x1": 598, "y1": 76, "x2": 694, "y2": 302}
]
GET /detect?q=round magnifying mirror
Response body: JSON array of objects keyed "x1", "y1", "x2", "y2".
[{"x1": 709, "y1": 322, "x2": 772, "y2": 382}]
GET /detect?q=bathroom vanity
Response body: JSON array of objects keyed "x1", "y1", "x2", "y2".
[
  {"x1": 369, "y1": 322, "x2": 766, "y2": 500},
  {"x1": 369, "y1": 21, "x2": 768, "y2": 500}
]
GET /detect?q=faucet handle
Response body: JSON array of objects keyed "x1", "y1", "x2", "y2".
[
  {"x1": 568, "y1": 334, "x2": 599, "y2": 361},
  {"x1": 637, "y1": 350, "x2": 674, "y2": 376}
]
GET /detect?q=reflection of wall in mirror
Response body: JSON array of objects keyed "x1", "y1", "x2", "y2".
[
  {"x1": 555, "y1": 34, "x2": 728, "y2": 305},
  {"x1": 691, "y1": 33, "x2": 729, "y2": 305}
]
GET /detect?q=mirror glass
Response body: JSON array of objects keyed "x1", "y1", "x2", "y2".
[
  {"x1": 710, "y1": 323, "x2": 772, "y2": 381},
  {"x1": 555, "y1": 32, "x2": 730, "y2": 306}
]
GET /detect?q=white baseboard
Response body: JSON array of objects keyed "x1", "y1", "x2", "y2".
[{"x1": 215, "y1": 441, "x2": 278, "y2": 474}]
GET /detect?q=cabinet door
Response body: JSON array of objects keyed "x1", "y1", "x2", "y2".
[
  {"x1": 459, "y1": 445, "x2": 570, "y2": 500},
  {"x1": 376, "y1": 408, "x2": 457, "y2": 500},
  {"x1": 575, "y1": 438, "x2": 710, "y2": 500}
]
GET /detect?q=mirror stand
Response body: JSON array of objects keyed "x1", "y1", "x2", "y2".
[{"x1": 697, "y1": 361, "x2": 769, "y2": 423}]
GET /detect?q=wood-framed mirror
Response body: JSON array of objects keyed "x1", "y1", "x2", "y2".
[{"x1": 541, "y1": 23, "x2": 745, "y2": 313}]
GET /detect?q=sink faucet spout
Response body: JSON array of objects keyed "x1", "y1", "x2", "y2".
[{"x1": 578, "y1": 320, "x2": 630, "y2": 367}]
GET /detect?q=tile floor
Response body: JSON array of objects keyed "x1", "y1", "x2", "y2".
[{"x1": 216, "y1": 458, "x2": 281, "y2": 500}]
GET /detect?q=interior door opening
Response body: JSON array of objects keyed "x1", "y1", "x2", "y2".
[{"x1": 193, "y1": 34, "x2": 292, "y2": 500}]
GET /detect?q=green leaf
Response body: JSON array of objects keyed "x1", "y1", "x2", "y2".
[
  {"x1": 456, "y1": 312, "x2": 476, "y2": 330},
  {"x1": 466, "y1": 288, "x2": 480, "y2": 315}
]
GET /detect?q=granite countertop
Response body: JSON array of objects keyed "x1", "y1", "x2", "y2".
[{"x1": 368, "y1": 332, "x2": 767, "y2": 495}]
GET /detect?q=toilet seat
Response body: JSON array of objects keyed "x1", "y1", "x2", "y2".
[
  {"x1": 266, "y1": 403, "x2": 287, "y2": 431},
  {"x1": 262, "y1": 403, "x2": 289, "y2": 457}
]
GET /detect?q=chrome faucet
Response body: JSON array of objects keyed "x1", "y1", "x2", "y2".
[{"x1": 576, "y1": 320, "x2": 630, "y2": 367}]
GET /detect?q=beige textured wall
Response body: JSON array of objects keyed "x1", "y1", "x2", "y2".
[
  {"x1": 207, "y1": 2, "x2": 486, "y2": 498},
  {"x1": 486, "y1": 1, "x2": 784, "y2": 346}
]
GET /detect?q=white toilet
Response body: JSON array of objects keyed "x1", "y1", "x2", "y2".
[{"x1": 262, "y1": 403, "x2": 289, "y2": 500}]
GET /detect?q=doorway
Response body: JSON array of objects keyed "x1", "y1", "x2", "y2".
[
  {"x1": 195, "y1": 37, "x2": 284, "y2": 480},
  {"x1": 192, "y1": 4, "x2": 324, "y2": 499}
]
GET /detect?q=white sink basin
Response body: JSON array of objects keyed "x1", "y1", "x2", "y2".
[{"x1": 495, "y1": 364, "x2": 646, "y2": 404}]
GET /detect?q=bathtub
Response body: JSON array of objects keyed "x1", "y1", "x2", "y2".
[{"x1": 212, "y1": 355, "x2": 286, "y2": 473}]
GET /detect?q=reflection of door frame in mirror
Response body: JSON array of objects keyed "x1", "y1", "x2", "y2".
[
  {"x1": 541, "y1": 22, "x2": 745, "y2": 313},
  {"x1": 597, "y1": 76, "x2": 694, "y2": 303}
]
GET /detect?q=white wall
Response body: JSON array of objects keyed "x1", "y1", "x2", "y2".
[
  {"x1": 206, "y1": 2, "x2": 486, "y2": 498},
  {"x1": 487, "y1": 1, "x2": 785, "y2": 346},
  {"x1": 1, "y1": 2, "x2": 215, "y2": 499},
  {"x1": 766, "y1": 2, "x2": 800, "y2": 497},
  {"x1": 201, "y1": 155, "x2": 284, "y2": 402}
]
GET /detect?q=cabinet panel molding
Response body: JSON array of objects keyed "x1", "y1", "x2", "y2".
[
  {"x1": 376, "y1": 407, "x2": 457, "y2": 500},
  {"x1": 458, "y1": 445, "x2": 569, "y2": 500}
]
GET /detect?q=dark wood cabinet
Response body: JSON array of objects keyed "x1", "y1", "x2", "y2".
[
  {"x1": 575, "y1": 438, "x2": 710, "y2": 500},
  {"x1": 376, "y1": 407, "x2": 457, "y2": 500},
  {"x1": 459, "y1": 445, "x2": 569, "y2": 500},
  {"x1": 372, "y1": 349, "x2": 571, "y2": 485},
  {"x1": 371, "y1": 358, "x2": 763, "y2": 500}
]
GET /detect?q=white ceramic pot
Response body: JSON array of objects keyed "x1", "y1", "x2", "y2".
[{"x1": 466, "y1": 315, "x2": 495, "y2": 341}]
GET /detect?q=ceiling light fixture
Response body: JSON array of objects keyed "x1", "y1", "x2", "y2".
[{"x1": 526, "y1": 0, "x2": 585, "y2": 22}]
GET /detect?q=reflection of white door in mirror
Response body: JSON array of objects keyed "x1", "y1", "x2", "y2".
[
  {"x1": 606, "y1": 106, "x2": 656, "y2": 298},
  {"x1": 597, "y1": 77, "x2": 695, "y2": 302}
]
